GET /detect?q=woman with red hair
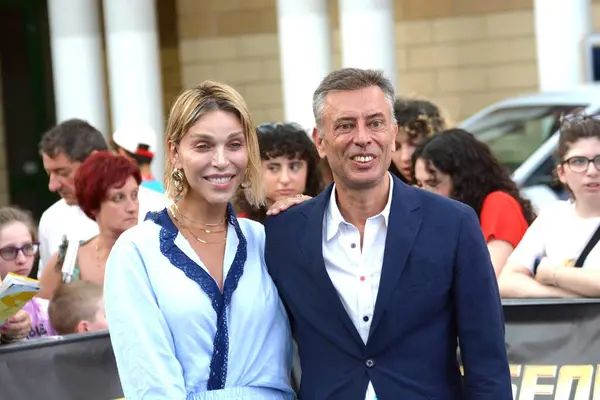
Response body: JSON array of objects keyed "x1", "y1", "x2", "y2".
[{"x1": 39, "y1": 152, "x2": 141, "y2": 299}]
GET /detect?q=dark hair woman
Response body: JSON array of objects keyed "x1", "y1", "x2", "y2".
[
  {"x1": 412, "y1": 128, "x2": 535, "y2": 277},
  {"x1": 237, "y1": 123, "x2": 323, "y2": 223}
]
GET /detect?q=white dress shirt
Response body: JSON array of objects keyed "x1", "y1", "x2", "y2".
[
  {"x1": 322, "y1": 173, "x2": 393, "y2": 400},
  {"x1": 37, "y1": 186, "x2": 169, "y2": 278}
]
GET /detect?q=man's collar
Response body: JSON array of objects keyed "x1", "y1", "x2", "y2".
[{"x1": 325, "y1": 172, "x2": 394, "y2": 241}]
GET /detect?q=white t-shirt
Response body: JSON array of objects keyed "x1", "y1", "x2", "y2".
[
  {"x1": 37, "y1": 185, "x2": 169, "y2": 278},
  {"x1": 507, "y1": 200, "x2": 600, "y2": 273}
]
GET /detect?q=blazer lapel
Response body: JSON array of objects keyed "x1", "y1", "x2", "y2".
[
  {"x1": 370, "y1": 179, "x2": 422, "y2": 336},
  {"x1": 300, "y1": 185, "x2": 364, "y2": 346}
]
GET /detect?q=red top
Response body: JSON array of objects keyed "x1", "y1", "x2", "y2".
[
  {"x1": 237, "y1": 212, "x2": 248, "y2": 219},
  {"x1": 479, "y1": 191, "x2": 529, "y2": 248}
]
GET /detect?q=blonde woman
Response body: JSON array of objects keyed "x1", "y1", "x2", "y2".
[{"x1": 104, "y1": 82, "x2": 294, "y2": 399}]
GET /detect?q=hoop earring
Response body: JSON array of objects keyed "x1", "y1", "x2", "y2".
[{"x1": 172, "y1": 168, "x2": 184, "y2": 195}]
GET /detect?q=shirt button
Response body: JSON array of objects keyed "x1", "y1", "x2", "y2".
[
  {"x1": 350, "y1": 243, "x2": 356, "y2": 249},
  {"x1": 363, "y1": 315, "x2": 369, "y2": 322},
  {"x1": 366, "y1": 359, "x2": 375, "y2": 368}
]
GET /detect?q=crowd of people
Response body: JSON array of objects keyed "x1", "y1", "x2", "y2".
[{"x1": 0, "y1": 66, "x2": 598, "y2": 399}]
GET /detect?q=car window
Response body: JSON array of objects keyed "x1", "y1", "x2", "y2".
[
  {"x1": 467, "y1": 105, "x2": 586, "y2": 172},
  {"x1": 524, "y1": 151, "x2": 556, "y2": 187},
  {"x1": 524, "y1": 151, "x2": 570, "y2": 199}
]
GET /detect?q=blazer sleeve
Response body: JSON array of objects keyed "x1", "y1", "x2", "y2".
[
  {"x1": 454, "y1": 206, "x2": 512, "y2": 399},
  {"x1": 104, "y1": 236, "x2": 186, "y2": 400},
  {"x1": 263, "y1": 217, "x2": 280, "y2": 282}
]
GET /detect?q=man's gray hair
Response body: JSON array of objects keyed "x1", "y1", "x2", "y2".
[
  {"x1": 39, "y1": 119, "x2": 108, "y2": 162},
  {"x1": 312, "y1": 68, "x2": 396, "y2": 136}
]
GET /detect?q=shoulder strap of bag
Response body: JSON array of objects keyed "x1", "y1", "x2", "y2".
[{"x1": 574, "y1": 224, "x2": 600, "y2": 268}]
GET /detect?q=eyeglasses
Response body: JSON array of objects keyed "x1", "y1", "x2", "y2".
[
  {"x1": 559, "y1": 111, "x2": 600, "y2": 128},
  {"x1": 562, "y1": 156, "x2": 600, "y2": 174},
  {"x1": 256, "y1": 122, "x2": 306, "y2": 135},
  {"x1": 0, "y1": 243, "x2": 39, "y2": 261}
]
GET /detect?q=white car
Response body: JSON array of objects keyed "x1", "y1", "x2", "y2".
[{"x1": 459, "y1": 84, "x2": 600, "y2": 212}]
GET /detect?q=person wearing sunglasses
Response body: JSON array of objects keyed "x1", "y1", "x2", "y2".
[
  {"x1": 500, "y1": 113, "x2": 600, "y2": 298},
  {"x1": 0, "y1": 207, "x2": 54, "y2": 341}
]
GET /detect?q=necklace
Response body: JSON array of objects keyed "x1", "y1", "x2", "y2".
[
  {"x1": 171, "y1": 202, "x2": 225, "y2": 227},
  {"x1": 169, "y1": 203, "x2": 227, "y2": 234},
  {"x1": 169, "y1": 205, "x2": 227, "y2": 234},
  {"x1": 169, "y1": 208, "x2": 227, "y2": 244}
]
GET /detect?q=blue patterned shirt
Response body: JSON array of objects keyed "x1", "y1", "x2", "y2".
[{"x1": 105, "y1": 207, "x2": 294, "y2": 400}]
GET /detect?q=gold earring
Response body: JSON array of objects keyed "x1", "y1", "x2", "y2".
[
  {"x1": 172, "y1": 168, "x2": 184, "y2": 194},
  {"x1": 240, "y1": 170, "x2": 251, "y2": 189}
]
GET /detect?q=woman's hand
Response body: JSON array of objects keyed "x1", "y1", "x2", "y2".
[
  {"x1": 266, "y1": 194, "x2": 312, "y2": 216},
  {"x1": 1, "y1": 309, "x2": 31, "y2": 342}
]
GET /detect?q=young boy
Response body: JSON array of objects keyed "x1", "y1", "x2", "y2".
[{"x1": 48, "y1": 280, "x2": 108, "y2": 335}]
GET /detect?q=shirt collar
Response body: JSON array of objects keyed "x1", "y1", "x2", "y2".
[{"x1": 325, "y1": 172, "x2": 394, "y2": 241}]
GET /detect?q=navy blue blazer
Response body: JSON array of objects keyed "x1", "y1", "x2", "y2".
[{"x1": 264, "y1": 176, "x2": 512, "y2": 400}]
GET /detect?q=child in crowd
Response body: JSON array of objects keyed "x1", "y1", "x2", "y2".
[
  {"x1": 48, "y1": 280, "x2": 108, "y2": 335},
  {"x1": 0, "y1": 207, "x2": 56, "y2": 339},
  {"x1": 499, "y1": 113, "x2": 600, "y2": 298}
]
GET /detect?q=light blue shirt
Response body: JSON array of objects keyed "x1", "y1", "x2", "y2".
[{"x1": 105, "y1": 206, "x2": 294, "y2": 400}]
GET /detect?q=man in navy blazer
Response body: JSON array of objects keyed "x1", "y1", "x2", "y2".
[{"x1": 264, "y1": 68, "x2": 512, "y2": 399}]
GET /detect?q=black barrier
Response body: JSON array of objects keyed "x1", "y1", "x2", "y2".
[
  {"x1": 3, "y1": 300, "x2": 600, "y2": 399},
  {"x1": 0, "y1": 330, "x2": 123, "y2": 400},
  {"x1": 503, "y1": 298, "x2": 600, "y2": 399}
]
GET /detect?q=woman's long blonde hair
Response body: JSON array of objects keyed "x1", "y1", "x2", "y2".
[{"x1": 164, "y1": 81, "x2": 264, "y2": 207}]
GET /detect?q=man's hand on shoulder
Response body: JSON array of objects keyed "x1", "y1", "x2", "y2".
[{"x1": 266, "y1": 194, "x2": 312, "y2": 217}]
